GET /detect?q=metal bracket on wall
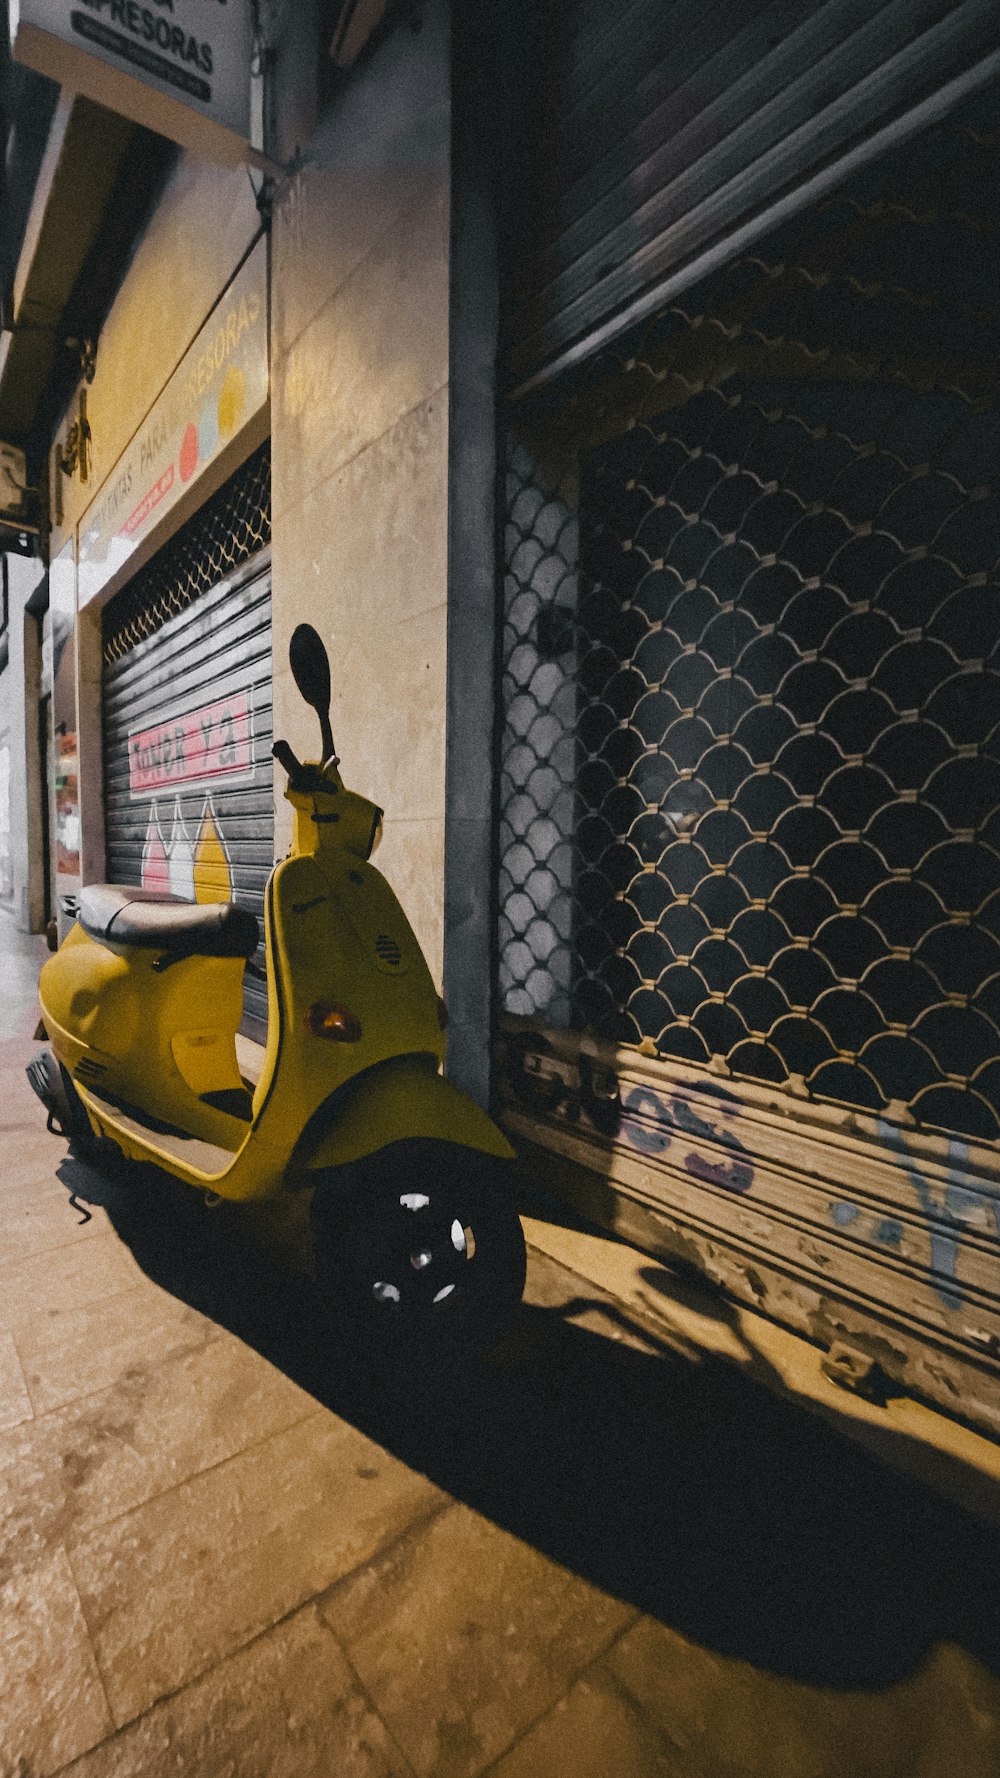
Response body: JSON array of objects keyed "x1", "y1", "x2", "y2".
[
  {"x1": 57, "y1": 387, "x2": 92, "y2": 484},
  {"x1": 0, "y1": 298, "x2": 96, "y2": 384},
  {"x1": 64, "y1": 336, "x2": 97, "y2": 385}
]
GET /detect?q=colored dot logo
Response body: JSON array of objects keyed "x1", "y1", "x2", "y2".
[
  {"x1": 218, "y1": 367, "x2": 245, "y2": 440},
  {"x1": 179, "y1": 422, "x2": 199, "y2": 483},
  {"x1": 198, "y1": 400, "x2": 219, "y2": 463},
  {"x1": 179, "y1": 367, "x2": 246, "y2": 485}
]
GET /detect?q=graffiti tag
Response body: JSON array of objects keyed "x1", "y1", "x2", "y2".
[
  {"x1": 504, "y1": 1030, "x2": 754, "y2": 1194},
  {"x1": 829, "y1": 1123, "x2": 1000, "y2": 1311}
]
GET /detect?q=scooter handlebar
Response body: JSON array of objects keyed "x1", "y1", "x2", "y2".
[
  {"x1": 272, "y1": 739, "x2": 303, "y2": 783},
  {"x1": 272, "y1": 740, "x2": 333, "y2": 795}
]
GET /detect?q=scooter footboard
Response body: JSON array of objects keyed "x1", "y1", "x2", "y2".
[{"x1": 300, "y1": 1055, "x2": 515, "y2": 1176}]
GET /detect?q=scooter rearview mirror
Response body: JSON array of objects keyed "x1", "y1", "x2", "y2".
[{"x1": 289, "y1": 623, "x2": 336, "y2": 762}]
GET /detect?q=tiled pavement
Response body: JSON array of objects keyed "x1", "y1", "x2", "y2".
[{"x1": 2, "y1": 910, "x2": 999, "y2": 1777}]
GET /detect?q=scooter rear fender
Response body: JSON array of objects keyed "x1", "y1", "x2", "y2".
[{"x1": 298, "y1": 1054, "x2": 515, "y2": 1177}]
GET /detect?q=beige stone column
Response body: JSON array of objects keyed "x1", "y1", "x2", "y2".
[{"x1": 270, "y1": 0, "x2": 451, "y2": 985}]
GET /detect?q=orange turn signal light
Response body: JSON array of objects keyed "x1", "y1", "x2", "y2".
[{"x1": 304, "y1": 999, "x2": 363, "y2": 1042}]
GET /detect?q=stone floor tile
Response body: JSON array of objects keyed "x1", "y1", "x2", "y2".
[
  {"x1": 518, "y1": 1242, "x2": 673, "y2": 1359},
  {"x1": 15, "y1": 1278, "x2": 224, "y2": 1415},
  {"x1": 0, "y1": 1330, "x2": 32, "y2": 1431},
  {"x1": 0, "y1": 1080, "x2": 33, "y2": 1113},
  {"x1": 0, "y1": 1165, "x2": 87, "y2": 1208},
  {"x1": 69, "y1": 1409, "x2": 444, "y2": 1726},
  {"x1": 0, "y1": 1546, "x2": 113, "y2": 1778},
  {"x1": 481, "y1": 1668, "x2": 678, "y2": 1778},
  {"x1": 608, "y1": 1616, "x2": 901, "y2": 1778},
  {"x1": 605, "y1": 1617, "x2": 1000, "y2": 1778},
  {"x1": 0, "y1": 1327, "x2": 321, "y2": 1587},
  {"x1": 320, "y1": 1501, "x2": 636, "y2": 1778},
  {"x1": 910, "y1": 1643, "x2": 1000, "y2": 1778},
  {"x1": 0, "y1": 1416, "x2": 69, "y2": 1586},
  {"x1": 0, "y1": 1176, "x2": 109, "y2": 1266},
  {"x1": 0, "y1": 1160, "x2": 82, "y2": 1221},
  {"x1": 0, "y1": 1231, "x2": 145, "y2": 1334},
  {"x1": 59, "y1": 1600, "x2": 414, "y2": 1778},
  {"x1": 0, "y1": 1118, "x2": 74, "y2": 1165}
]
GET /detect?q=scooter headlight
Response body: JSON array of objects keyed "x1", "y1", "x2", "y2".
[{"x1": 305, "y1": 999, "x2": 363, "y2": 1042}]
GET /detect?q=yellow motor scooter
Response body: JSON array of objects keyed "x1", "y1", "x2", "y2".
[{"x1": 29, "y1": 624, "x2": 526, "y2": 1353}]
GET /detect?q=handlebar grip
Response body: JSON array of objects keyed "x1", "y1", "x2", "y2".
[
  {"x1": 272, "y1": 739, "x2": 302, "y2": 782},
  {"x1": 273, "y1": 739, "x2": 333, "y2": 796}
]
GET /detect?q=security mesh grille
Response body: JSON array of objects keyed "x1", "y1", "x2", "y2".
[
  {"x1": 499, "y1": 85, "x2": 1000, "y2": 1143},
  {"x1": 102, "y1": 441, "x2": 271, "y2": 662},
  {"x1": 101, "y1": 441, "x2": 272, "y2": 1038}
]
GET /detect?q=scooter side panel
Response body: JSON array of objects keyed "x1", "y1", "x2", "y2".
[
  {"x1": 40, "y1": 925, "x2": 142, "y2": 1059},
  {"x1": 40, "y1": 923, "x2": 260, "y2": 1159}
]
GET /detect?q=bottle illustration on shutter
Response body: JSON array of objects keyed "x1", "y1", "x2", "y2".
[
  {"x1": 167, "y1": 799, "x2": 196, "y2": 901},
  {"x1": 140, "y1": 804, "x2": 170, "y2": 892},
  {"x1": 140, "y1": 797, "x2": 232, "y2": 902},
  {"x1": 194, "y1": 798, "x2": 233, "y2": 903}
]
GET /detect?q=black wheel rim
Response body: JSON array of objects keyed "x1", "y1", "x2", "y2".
[
  {"x1": 324, "y1": 1178, "x2": 524, "y2": 1344},
  {"x1": 346, "y1": 1188, "x2": 491, "y2": 1324}
]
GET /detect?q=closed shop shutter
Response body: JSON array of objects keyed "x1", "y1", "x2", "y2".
[
  {"x1": 496, "y1": 85, "x2": 1000, "y2": 1435},
  {"x1": 101, "y1": 443, "x2": 272, "y2": 1038},
  {"x1": 501, "y1": 0, "x2": 1000, "y2": 390}
]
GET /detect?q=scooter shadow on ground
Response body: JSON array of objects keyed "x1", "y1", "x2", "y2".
[{"x1": 57, "y1": 1147, "x2": 1000, "y2": 1696}]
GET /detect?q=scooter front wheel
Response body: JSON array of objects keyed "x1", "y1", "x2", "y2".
[{"x1": 310, "y1": 1142, "x2": 526, "y2": 1360}]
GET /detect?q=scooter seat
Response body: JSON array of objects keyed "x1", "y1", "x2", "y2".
[{"x1": 78, "y1": 884, "x2": 259, "y2": 960}]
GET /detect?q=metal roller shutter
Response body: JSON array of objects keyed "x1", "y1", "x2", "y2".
[
  {"x1": 501, "y1": 0, "x2": 1000, "y2": 390},
  {"x1": 101, "y1": 444, "x2": 272, "y2": 1038},
  {"x1": 496, "y1": 82, "x2": 1000, "y2": 1434}
]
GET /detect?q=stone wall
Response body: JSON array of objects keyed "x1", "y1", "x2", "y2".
[{"x1": 270, "y1": 0, "x2": 451, "y2": 981}]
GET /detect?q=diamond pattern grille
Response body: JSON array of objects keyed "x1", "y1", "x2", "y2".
[
  {"x1": 102, "y1": 441, "x2": 271, "y2": 662},
  {"x1": 498, "y1": 86, "x2": 1000, "y2": 1143}
]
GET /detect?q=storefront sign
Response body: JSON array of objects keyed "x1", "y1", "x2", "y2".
[
  {"x1": 78, "y1": 235, "x2": 267, "y2": 607},
  {"x1": 129, "y1": 691, "x2": 253, "y2": 796},
  {"x1": 140, "y1": 794, "x2": 234, "y2": 902},
  {"x1": 10, "y1": 0, "x2": 253, "y2": 166}
]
